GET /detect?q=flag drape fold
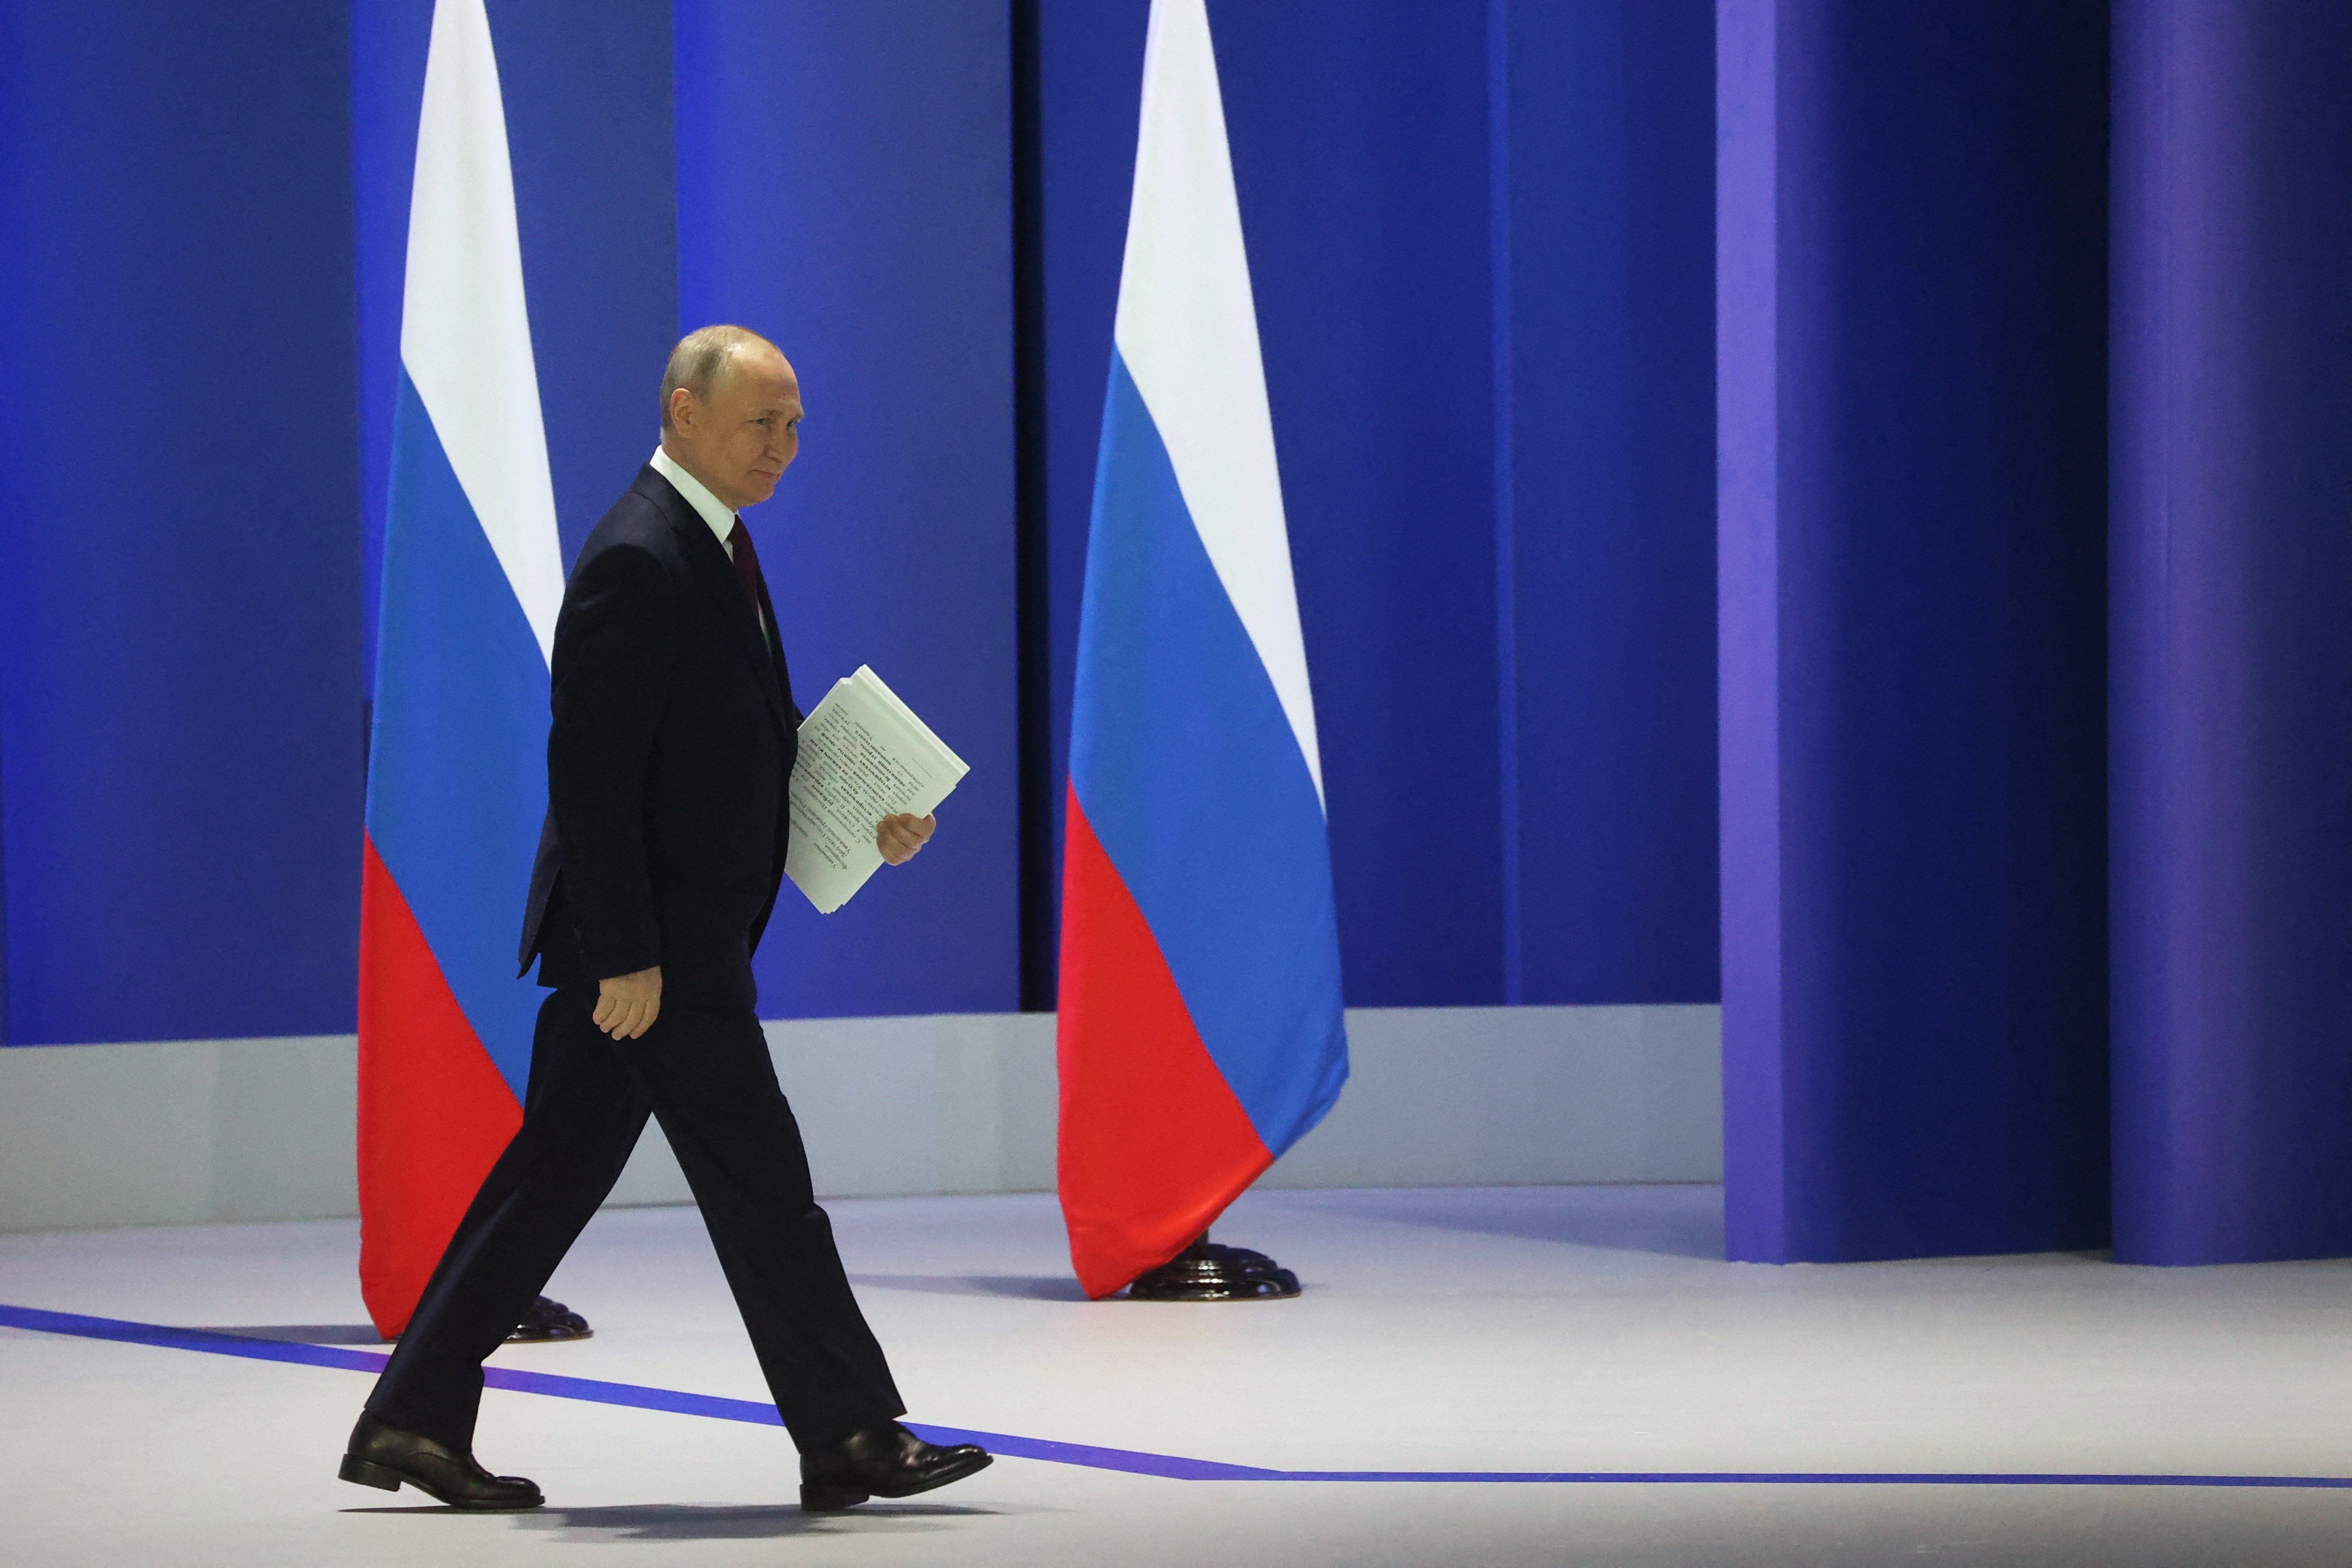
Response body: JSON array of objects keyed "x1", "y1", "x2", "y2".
[{"x1": 1056, "y1": 0, "x2": 1348, "y2": 1300}]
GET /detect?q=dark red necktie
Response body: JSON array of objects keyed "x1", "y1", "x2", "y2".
[{"x1": 726, "y1": 520, "x2": 768, "y2": 633}]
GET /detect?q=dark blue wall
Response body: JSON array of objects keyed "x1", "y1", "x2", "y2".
[
  {"x1": 1220, "y1": 3, "x2": 1506, "y2": 1007},
  {"x1": 1034, "y1": 0, "x2": 1149, "y2": 1002},
  {"x1": 1036, "y1": 0, "x2": 1720, "y2": 1010},
  {"x1": 1719, "y1": 0, "x2": 2112, "y2": 1262},
  {"x1": 0, "y1": 0, "x2": 364, "y2": 1044},
  {"x1": 677, "y1": 0, "x2": 1022, "y2": 1017},
  {"x1": 1503, "y1": 0, "x2": 1719, "y2": 1005}
]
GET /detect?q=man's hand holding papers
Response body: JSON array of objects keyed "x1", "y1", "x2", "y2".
[
  {"x1": 786, "y1": 665, "x2": 968, "y2": 912},
  {"x1": 877, "y1": 811, "x2": 935, "y2": 865}
]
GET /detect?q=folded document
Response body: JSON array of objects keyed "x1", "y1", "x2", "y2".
[{"x1": 785, "y1": 665, "x2": 970, "y2": 914}]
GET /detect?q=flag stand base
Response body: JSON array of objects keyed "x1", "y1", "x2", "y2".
[{"x1": 1126, "y1": 1234, "x2": 1301, "y2": 1301}]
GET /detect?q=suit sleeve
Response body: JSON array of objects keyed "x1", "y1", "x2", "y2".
[{"x1": 546, "y1": 543, "x2": 676, "y2": 979}]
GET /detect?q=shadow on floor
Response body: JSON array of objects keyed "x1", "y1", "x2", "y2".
[
  {"x1": 201, "y1": 1323, "x2": 389, "y2": 1344},
  {"x1": 850, "y1": 1273, "x2": 1091, "y2": 1302},
  {"x1": 344, "y1": 1501, "x2": 999, "y2": 1538},
  {"x1": 1278, "y1": 1186, "x2": 1728, "y2": 1262},
  {"x1": 541, "y1": 1502, "x2": 1001, "y2": 1539}
]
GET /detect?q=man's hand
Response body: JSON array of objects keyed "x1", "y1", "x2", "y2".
[
  {"x1": 878, "y1": 813, "x2": 936, "y2": 866},
  {"x1": 594, "y1": 965, "x2": 663, "y2": 1040}
]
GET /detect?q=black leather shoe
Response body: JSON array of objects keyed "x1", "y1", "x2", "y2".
[
  {"x1": 799, "y1": 1422, "x2": 992, "y2": 1512},
  {"x1": 509, "y1": 1295, "x2": 592, "y2": 1343},
  {"x1": 338, "y1": 1412, "x2": 544, "y2": 1510}
]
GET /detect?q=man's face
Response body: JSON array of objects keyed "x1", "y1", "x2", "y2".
[{"x1": 669, "y1": 346, "x2": 802, "y2": 511}]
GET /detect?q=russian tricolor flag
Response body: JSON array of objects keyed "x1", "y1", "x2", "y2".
[
  {"x1": 1056, "y1": 0, "x2": 1349, "y2": 1300},
  {"x1": 357, "y1": 0, "x2": 563, "y2": 1338}
]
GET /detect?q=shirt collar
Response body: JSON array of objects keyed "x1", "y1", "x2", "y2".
[{"x1": 650, "y1": 445, "x2": 737, "y2": 549}]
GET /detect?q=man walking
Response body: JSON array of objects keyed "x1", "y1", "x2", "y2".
[{"x1": 339, "y1": 325, "x2": 989, "y2": 1514}]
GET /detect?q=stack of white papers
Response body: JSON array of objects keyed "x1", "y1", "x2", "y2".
[{"x1": 785, "y1": 665, "x2": 970, "y2": 914}]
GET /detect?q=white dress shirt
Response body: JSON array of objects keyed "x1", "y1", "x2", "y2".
[{"x1": 650, "y1": 444, "x2": 771, "y2": 646}]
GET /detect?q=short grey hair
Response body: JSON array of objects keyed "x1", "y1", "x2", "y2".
[{"x1": 660, "y1": 324, "x2": 778, "y2": 431}]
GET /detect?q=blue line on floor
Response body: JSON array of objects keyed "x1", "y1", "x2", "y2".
[{"x1": 7, "y1": 1300, "x2": 2349, "y2": 1491}]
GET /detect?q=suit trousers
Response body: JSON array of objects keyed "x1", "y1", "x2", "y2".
[{"x1": 366, "y1": 987, "x2": 906, "y2": 1453}]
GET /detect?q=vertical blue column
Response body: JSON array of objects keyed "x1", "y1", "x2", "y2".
[
  {"x1": 2110, "y1": 1, "x2": 2352, "y2": 1266},
  {"x1": 1716, "y1": 0, "x2": 1788, "y2": 1252},
  {"x1": 1718, "y1": 0, "x2": 2112, "y2": 1261}
]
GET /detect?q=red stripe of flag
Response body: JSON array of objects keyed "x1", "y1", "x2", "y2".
[
  {"x1": 356, "y1": 833, "x2": 521, "y2": 1337},
  {"x1": 1056, "y1": 786, "x2": 1272, "y2": 1298}
]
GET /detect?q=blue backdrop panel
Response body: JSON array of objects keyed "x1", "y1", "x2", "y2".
[
  {"x1": 353, "y1": 0, "x2": 677, "y2": 679},
  {"x1": 1215, "y1": 3, "x2": 1504, "y2": 1008},
  {"x1": 1718, "y1": 0, "x2": 2111, "y2": 1262},
  {"x1": 1501, "y1": 0, "x2": 1718, "y2": 1005},
  {"x1": 2110, "y1": 0, "x2": 2352, "y2": 1266},
  {"x1": 0, "y1": 725, "x2": 8, "y2": 1044},
  {"x1": 675, "y1": 0, "x2": 1020, "y2": 1017},
  {"x1": 1040, "y1": 0, "x2": 1507, "y2": 1009},
  {"x1": 0, "y1": 0, "x2": 362, "y2": 1043}
]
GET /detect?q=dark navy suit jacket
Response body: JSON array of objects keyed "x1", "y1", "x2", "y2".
[{"x1": 518, "y1": 465, "x2": 800, "y2": 1009}]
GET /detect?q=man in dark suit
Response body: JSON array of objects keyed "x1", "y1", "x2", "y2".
[{"x1": 338, "y1": 325, "x2": 990, "y2": 1514}]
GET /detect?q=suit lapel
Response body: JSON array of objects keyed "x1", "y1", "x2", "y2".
[{"x1": 633, "y1": 468, "x2": 790, "y2": 733}]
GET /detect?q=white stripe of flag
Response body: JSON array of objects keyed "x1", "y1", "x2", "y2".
[
  {"x1": 1112, "y1": 0, "x2": 1325, "y2": 810},
  {"x1": 400, "y1": 0, "x2": 564, "y2": 667}
]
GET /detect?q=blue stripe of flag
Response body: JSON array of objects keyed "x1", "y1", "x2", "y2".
[
  {"x1": 365, "y1": 367, "x2": 550, "y2": 1099},
  {"x1": 1069, "y1": 352, "x2": 1348, "y2": 1157}
]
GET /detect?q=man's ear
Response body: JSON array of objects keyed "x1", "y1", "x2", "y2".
[{"x1": 668, "y1": 386, "x2": 695, "y2": 433}]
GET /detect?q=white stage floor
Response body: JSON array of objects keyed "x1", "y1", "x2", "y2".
[{"x1": 5, "y1": 1184, "x2": 2350, "y2": 1566}]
